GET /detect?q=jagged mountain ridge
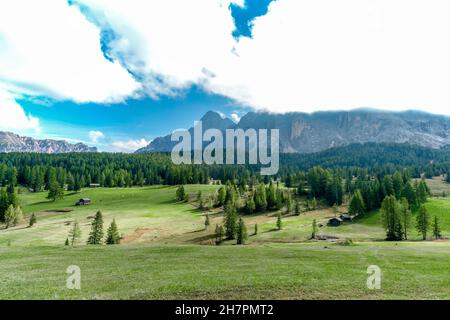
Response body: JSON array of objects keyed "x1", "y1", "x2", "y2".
[
  {"x1": 0, "y1": 132, "x2": 97, "y2": 153},
  {"x1": 136, "y1": 109, "x2": 450, "y2": 154}
]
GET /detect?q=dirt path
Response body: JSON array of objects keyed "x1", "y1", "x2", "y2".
[{"x1": 121, "y1": 228, "x2": 152, "y2": 244}]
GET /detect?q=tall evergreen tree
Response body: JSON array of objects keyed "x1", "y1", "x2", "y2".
[
  {"x1": 295, "y1": 200, "x2": 301, "y2": 215},
  {"x1": 401, "y1": 182, "x2": 418, "y2": 210},
  {"x1": 416, "y1": 205, "x2": 430, "y2": 240},
  {"x1": 254, "y1": 184, "x2": 267, "y2": 212},
  {"x1": 215, "y1": 224, "x2": 225, "y2": 244},
  {"x1": 224, "y1": 202, "x2": 238, "y2": 240},
  {"x1": 245, "y1": 196, "x2": 256, "y2": 215},
  {"x1": 349, "y1": 190, "x2": 366, "y2": 216},
  {"x1": 217, "y1": 187, "x2": 226, "y2": 206},
  {"x1": 416, "y1": 180, "x2": 429, "y2": 204},
  {"x1": 87, "y1": 211, "x2": 104, "y2": 245},
  {"x1": 399, "y1": 198, "x2": 411, "y2": 240},
  {"x1": 236, "y1": 218, "x2": 248, "y2": 245},
  {"x1": 4, "y1": 205, "x2": 15, "y2": 228},
  {"x1": 432, "y1": 216, "x2": 442, "y2": 240},
  {"x1": 47, "y1": 181, "x2": 64, "y2": 202},
  {"x1": 380, "y1": 196, "x2": 403, "y2": 241},
  {"x1": 106, "y1": 219, "x2": 121, "y2": 245},
  {"x1": 13, "y1": 206, "x2": 23, "y2": 226}
]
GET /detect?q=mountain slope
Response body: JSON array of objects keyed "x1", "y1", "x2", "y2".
[
  {"x1": 137, "y1": 109, "x2": 450, "y2": 154},
  {"x1": 136, "y1": 111, "x2": 235, "y2": 153},
  {"x1": 0, "y1": 132, "x2": 97, "y2": 153}
]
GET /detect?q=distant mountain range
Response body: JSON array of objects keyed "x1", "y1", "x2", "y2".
[
  {"x1": 0, "y1": 132, "x2": 97, "y2": 153},
  {"x1": 136, "y1": 109, "x2": 450, "y2": 154}
]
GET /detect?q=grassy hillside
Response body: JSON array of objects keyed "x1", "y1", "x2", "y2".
[
  {"x1": 1, "y1": 181, "x2": 450, "y2": 300},
  {"x1": 0, "y1": 185, "x2": 219, "y2": 246},
  {"x1": 2, "y1": 181, "x2": 450, "y2": 247}
]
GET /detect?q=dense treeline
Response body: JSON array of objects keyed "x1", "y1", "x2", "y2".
[
  {"x1": 280, "y1": 143, "x2": 450, "y2": 179},
  {"x1": 1, "y1": 143, "x2": 450, "y2": 193},
  {"x1": 0, "y1": 153, "x2": 260, "y2": 190}
]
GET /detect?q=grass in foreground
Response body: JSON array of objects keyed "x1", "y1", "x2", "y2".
[{"x1": 0, "y1": 242, "x2": 449, "y2": 300}]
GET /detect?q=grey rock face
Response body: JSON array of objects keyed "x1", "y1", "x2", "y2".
[
  {"x1": 0, "y1": 132, "x2": 97, "y2": 153},
  {"x1": 136, "y1": 109, "x2": 450, "y2": 154}
]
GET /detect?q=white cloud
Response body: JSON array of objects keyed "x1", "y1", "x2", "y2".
[
  {"x1": 72, "y1": 0, "x2": 239, "y2": 98},
  {"x1": 3, "y1": 0, "x2": 450, "y2": 116},
  {"x1": 230, "y1": 113, "x2": 241, "y2": 123},
  {"x1": 206, "y1": 0, "x2": 450, "y2": 115},
  {"x1": 110, "y1": 138, "x2": 149, "y2": 153},
  {"x1": 73, "y1": 0, "x2": 450, "y2": 115},
  {"x1": 0, "y1": 0, "x2": 140, "y2": 103},
  {"x1": 0, "y1": 89, "x2": 40, "y2": 133},
  {"x1": 89, "y1": 130, "x2": 104, "y2": 143}
]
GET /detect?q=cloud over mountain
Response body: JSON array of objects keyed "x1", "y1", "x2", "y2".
[{"x1": 2, "y1": 0, "x2": 450, "y2": 116}]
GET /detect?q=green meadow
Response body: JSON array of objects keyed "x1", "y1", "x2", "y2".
[{"x1": 0, "y1": 180, "x2": 449, "y2": 299}]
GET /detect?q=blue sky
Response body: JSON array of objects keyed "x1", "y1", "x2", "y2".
[
  {"x1": 11, "y1": 0, "x2": 273, "y2": 151},
  {"x1": 19, "y1": 87, "x2": 251, "y2": 150}
]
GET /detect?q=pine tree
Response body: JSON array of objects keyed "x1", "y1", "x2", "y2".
[
  {"x1": 399, "y1": 198, "x2": 411, "y2": 240},
  {"x1": 349, "y1": 190, "x2": 366, "y2": 216},
  {"x1": 254, "y1": 224, "x2": 258, "y2": 235},
  {"x1": 106, "y1": 219, "x2": 121, "y2": 245},
  {"x1": 65, "y1": 238, "x2": 70, "y2": 246},
  {"x1": 68, "y1": 221, "x2": 81, "y2": 246},
  {"x1": 13, "y1": 206, "x2": 23, "y2": 226},
  {"x1": 276, "y1": 212, "x2": 282, "y2": 231},
  {"x1": 236, "y1": 218, "x2": 248, "y2": 245},
  {"x1": 416, "y1": 205, "x2": 430, "y2": 240},
  {"x1": 66, "y1": 173, "x2": 75, "y2": 191},
  {"x1": 401, "y1": 182, "x2": 418, "y2": 210},
  {"x1": 215, "y1": 224, "x2": 225, "y2": 244},
  {"x1": 47, "y1": 181, "x2": 64, "y2": 202},
  {"x1": 224, "y1": 202, "x2": 238, "y2": 240},
  {"x1": 4, "y1": 205, "x2": 15, "y2": 228},
  {"x1": 217, "y1": 187, "x2": 226, "y2": 206},
  {"x1": 380, "y1": 196, "x2": 403, "y2": 241},
  {"x1": 246, "y1": 196, "x2": 256, "y2": 215},
  {"x1": 254, "y1": 184, "x2": 267, "y2": 212},
  {"x1": 176, "y1": 185, "x2": 186, "y2": 202},
  {"x1": 311, "y1": 219, "x2": 318, "y2": 239},
  {"x1": 0, "y1": 189, "x2": 8, "y2": 222},
  {"x1": 432, "y1": 216, "x2": 442, "y2": 240},
  {"x1": 416, "y1": 180, "x2": 429, "y2": 204},
  {"x1": 295, "y1": 200, "x2": 301, "y2": 215},
  {"x1": 286, "y1": 194, "x2": 293, "y2": 213},
  {"x1": 29, "y1": 213, "x2": 37, "y2": 227},
  {"x1": 87, "y1": 211, "x2": 104, "y2": 245},
  {"x1": 267, "y1": 182, "x2": 277, "y2": 209}
]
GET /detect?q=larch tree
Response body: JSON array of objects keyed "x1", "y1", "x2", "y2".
[{"x1": 416, "y1": 205, "x2": 430, "y2": 241}]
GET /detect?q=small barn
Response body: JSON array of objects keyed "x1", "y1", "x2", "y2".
[
  {"x1": 76, "y1": 198, "x2": 91, "y2": 206},
  {"x1": 328, "y1": 217, "x2": 343, "y2": 227}
]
